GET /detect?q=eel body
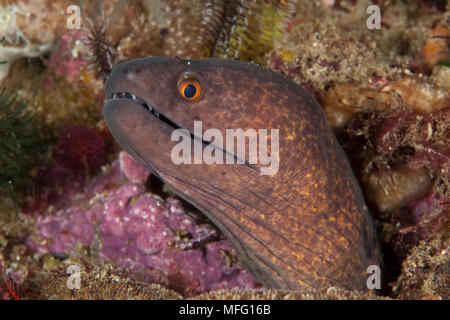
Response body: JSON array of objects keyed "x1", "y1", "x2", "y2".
[{"x1": 103, "y1": 57, "x2": 381, "y2": 291}]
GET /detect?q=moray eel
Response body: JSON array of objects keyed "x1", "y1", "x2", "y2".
[{"x1": 103, "y1": 57, "x2": 381, "y2": 291}]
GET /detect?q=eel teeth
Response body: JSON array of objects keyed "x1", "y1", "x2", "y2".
[{"x1": 112, "y1": 92, "x2": 153, "y2": 112}]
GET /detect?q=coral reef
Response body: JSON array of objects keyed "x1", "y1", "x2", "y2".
[
  {"x1": 391, "y1": 230, "x2": 449, "y2": 299},
  {"x1": 39, "y1": 262, "x2": 390, "y2": 300},
  {"x1": 266, "y1": 0, "x2": 398, "y2": 100},
  {"x1": 297, "y1": 4, "x2": 450, "y2": 297},
  {"x1": 323, "y1": 78, "x2": 449, "y2": 211},
  {"x1": 382, "y1": 193, "x2": 448, "y2": 279},
  {"x1": 0, "y1": 0, "x2": 448, "y2": 300},
  {"x1": 81, "y1": 0, "x2": 300, "y2": 67},
  {"x1": 209, "y1": 0, "x2": 297, "y2": 64},
  {"x1": 362, "y1": 167, "x2": 432, "y2": 214},
  {"x1": 25, "y1": 152, "x2": 260, "y2": 298},
  {"x1": 1, "y1": 33, "x2": 104, "y2": 146},
  {"x1": 0, "y1": 0, "x2": 70, "y2": 81},
  {"x1": 422, "y1": 24, "x2": 449, "y2": 70},
  {"x1": 191, "y1": 287, "x2": 389, "y2": 300},
  {"x1": 40, "y1": 262, "x2": 183, "y2": 300},
  {"x1": 266, "y1": 0, "x2": 447, "y2": 99}
]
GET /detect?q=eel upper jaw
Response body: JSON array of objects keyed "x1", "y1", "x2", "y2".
[{"x1": 110, "y1": 92, "x2": 162, "y2": 120}]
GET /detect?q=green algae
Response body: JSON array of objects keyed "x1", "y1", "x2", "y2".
[{"x1": 0, "y1": 87, "x2": 47, "y2": 204}]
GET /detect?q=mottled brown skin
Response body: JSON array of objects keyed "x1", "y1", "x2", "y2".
[{"x1": 103, "y1": 57, "x2": 381, "y2": 291}]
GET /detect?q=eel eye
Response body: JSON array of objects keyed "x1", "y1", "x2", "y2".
[{"x1": 178, "y1": 77, "x2": 202, "y2": 101}]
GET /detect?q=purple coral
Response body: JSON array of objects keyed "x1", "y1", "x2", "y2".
[
  {"x1": 119, "y1": 151, "x2": 150, "y2": 182},
  {"x1": 27, "y1": 151, "x2": 260, "y2": 297}
]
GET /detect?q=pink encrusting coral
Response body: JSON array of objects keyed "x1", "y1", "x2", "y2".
[{"x1": 26, "y1": 151, "x2": 260, "y2": 297}]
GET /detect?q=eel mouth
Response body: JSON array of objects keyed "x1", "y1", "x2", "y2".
[
  {"x1": 108, "y1": 91, "x2": 215, "y2": 149},
  {"x1": 107, "y1": 92, "x2": 258, "y2": 170},
  {"x1": 110, "y1": 92, "x2": 180, "y2": 130}
]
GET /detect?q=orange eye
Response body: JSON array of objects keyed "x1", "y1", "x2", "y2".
[{"x1": 178, "y1": 79, "x2": 202, "y2": 101}]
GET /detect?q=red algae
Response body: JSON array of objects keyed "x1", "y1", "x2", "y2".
[{"x1": 52, "y1": 125, "x2": 107, "y2": 174}]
